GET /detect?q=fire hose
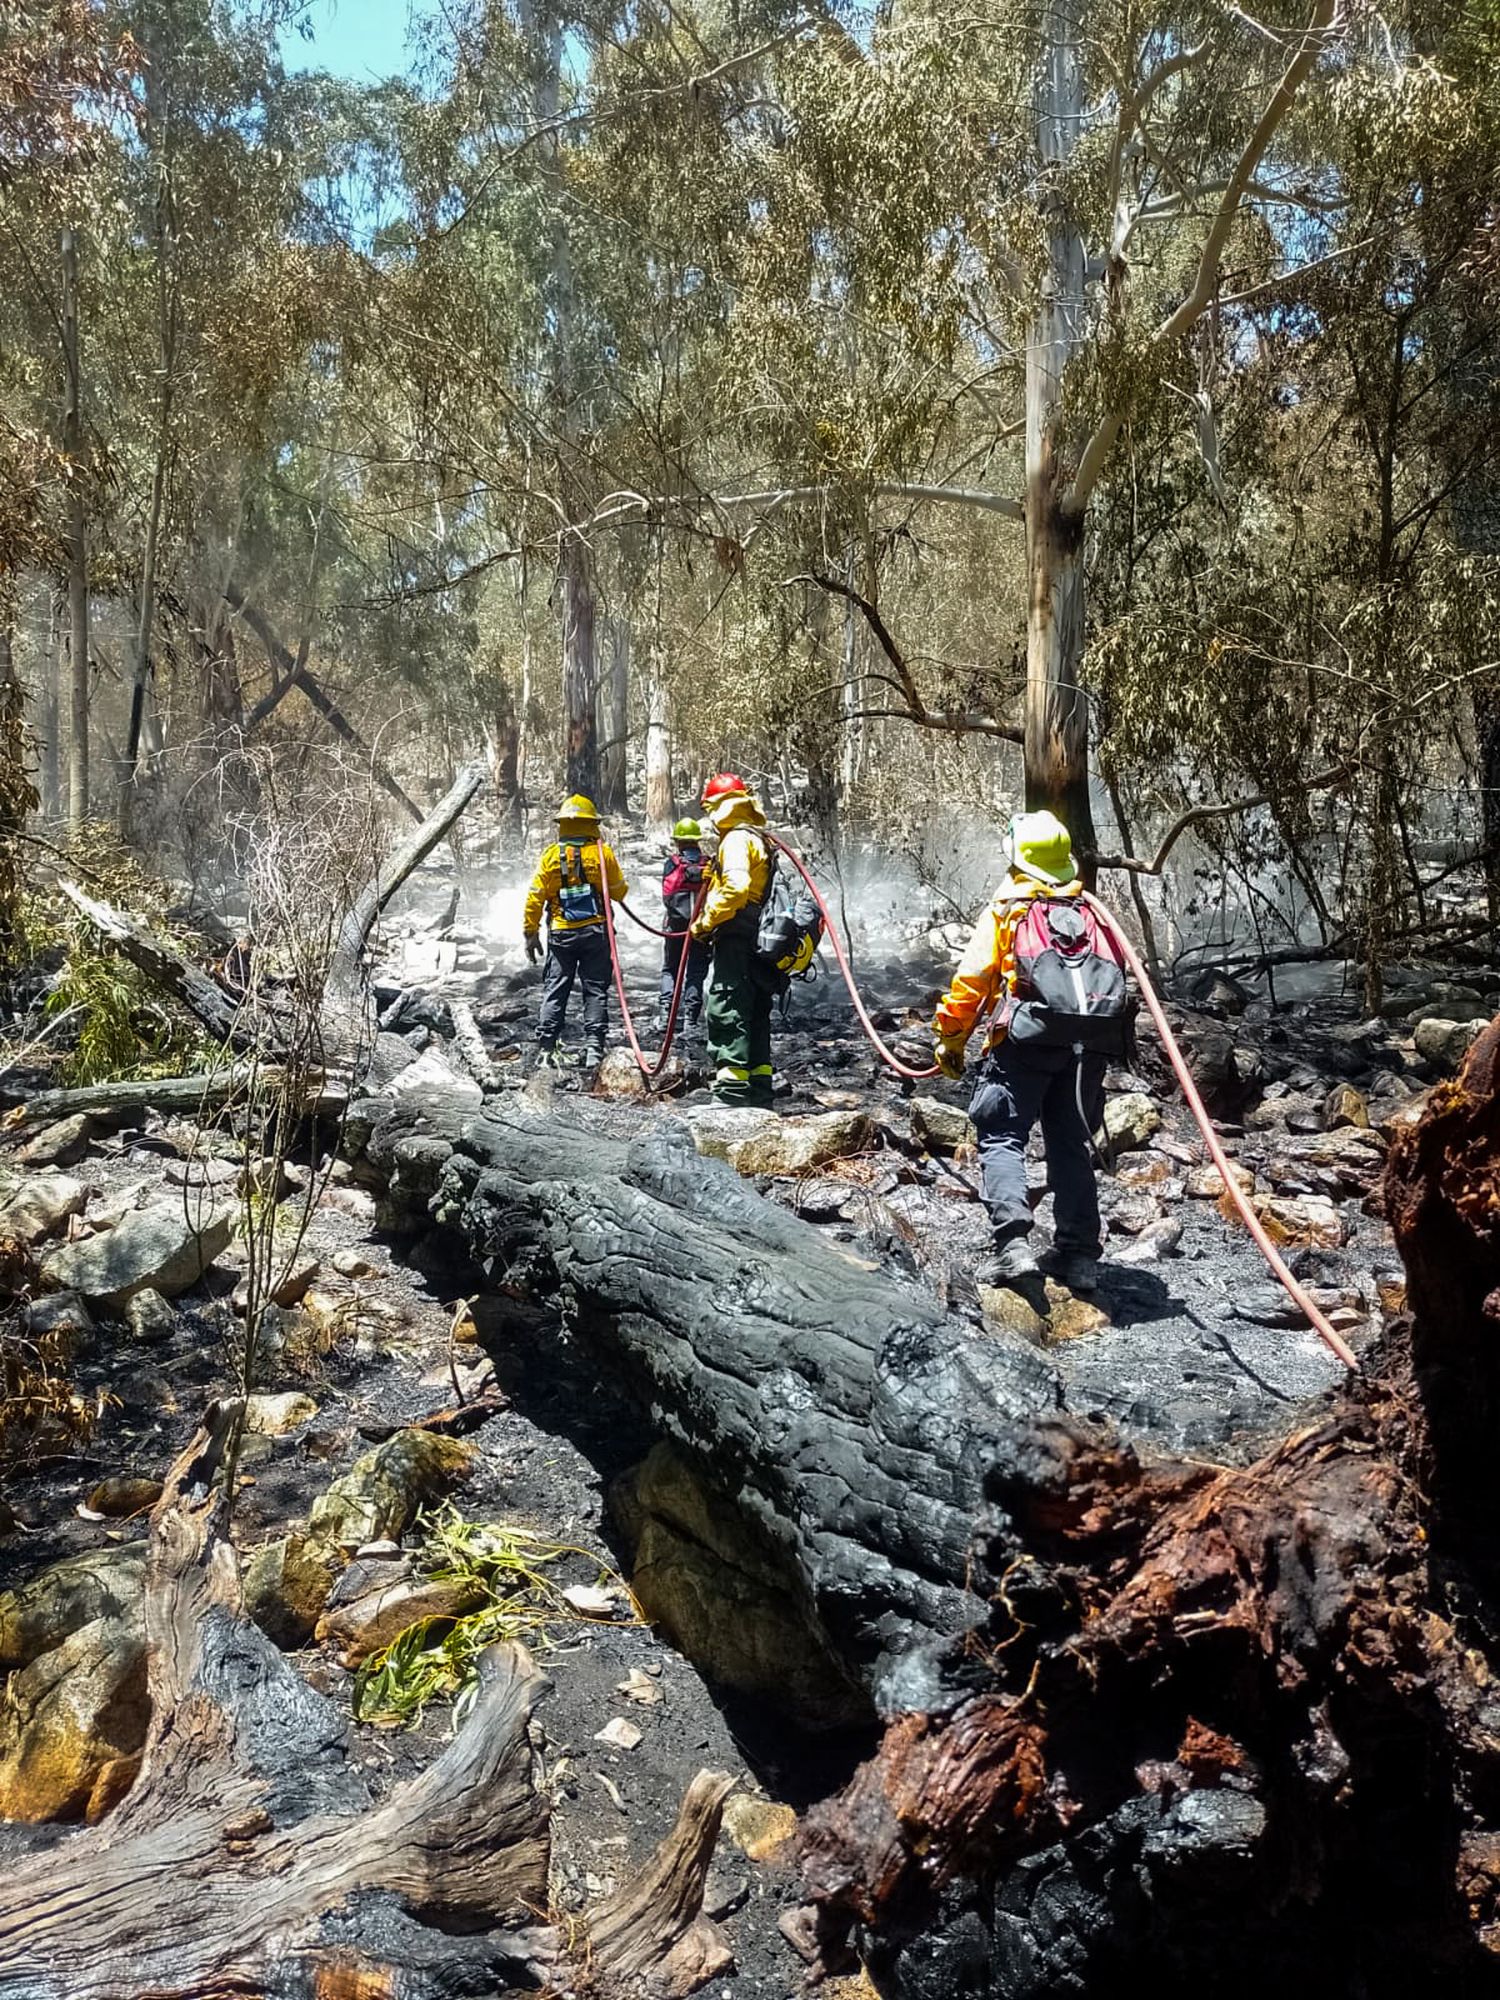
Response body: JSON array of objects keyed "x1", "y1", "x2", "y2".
[
  {"x1": 599, "y1": 877, "x2": 706, "y2": 1092},
  {"x1": 593, "y1": 835, "x2": 1357, "y2": 1369}
]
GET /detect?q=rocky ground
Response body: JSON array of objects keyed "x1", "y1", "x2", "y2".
[{"x1": 0, "y1": 842, "x2": 1490, "y2": 1994}]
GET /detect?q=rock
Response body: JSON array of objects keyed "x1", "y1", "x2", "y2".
[
  {"x1": 1408, "y1": 997, "x2": 1491, "y2": 1026},
  {"x1": 1228, "y1": 1191, "x2": 1348, "y2": 1250},
  {"x1": 595, "y1": 1717, "x2": 643, "y2": 1751},
  {"x1": 244, "y1": 1391, "x2": 319, "y2": 1436},
  {"x1": 0, "y1": 1613, "x2": 148, "y2": 1822},
  {"x1": 162, "y1": 1155, "x2": 240, "y2": 1193},
  {"x1": 1103, "y1": 1190, "x2": 1163, "y2": 1236},
  {"x1": 1114, "y1": 1215, "x2": 1184, "y2": 1265},
  {"x1": 306, "y1": 1429, "x2": 475, "y2": 1554},
  {"x1": 610, "y1": 1442, "x2": 864, "y2": 1729},
  {"x1": 1245, "y1": 1092, "x2": 1321, "y2": 1133},
  {"x1": 0, "y1": 1547, "x2": 145, "y2": 1670},
  {"x1": 123, "y1": 1288, "x2": 177, "y2": 1340},
  {"x1": 330, "y1": 1248, "x2": 378, "y2": 1279},
  {"x1": 1046, "y1": 1286, "x2": 1111, "y2": 1342},
  {"x1": 682, "y1": 1106, "x2": 872, "y2": 1178},
  {"x1": 909, "y1": 1098, "x2": 972, "y2": 1154},
  {"x1": 242, "y1": 1532, "x2": 337, "y2": 1649},
  {"x1": 1114, "y1": 1153, "x2": 1176, "y2": 1190},
  {"x1": 1262, "y1": 1126, "x2": 1385, "y2": 1199},
  {"x1": 594, "y1": 1049, "x2": 686, "y2": 1100},
  {"x1": 0, "y1": 1174, "x2": 87, "y2": 1244},
  {"x1": 232, "y1": 1256, "x2": 319, "y2": 1314},
  {"x1": 1101, "y1": 1093, "x2": 1160, "y2": 1152},
  {"x1": 84, "y1": 1477, "x2": 162, "y2": 1518},
  {"x1": 41, "y1": 1202, "x2": 234, "y2": 1307},
  {"x1": 13, "y1": 1114, "x2": 97, "y2": 1168},
  {"x1": 1187, "y1": 1161, "x2": 1254, "y2": 1200},
  {"x1": 314, "y1": 1572, "x2": 486, "y2": 1668},
  {"x1": 1414, "y1": 1016, "x2": 1489, "y2": 1071},
  {"x1": 723, "y1": 1794, "x2": 799, "y2": 1862},
  {"x1": 978, "y1": 1284, "x2": 1050, "y2": 1343},
  {"x1": 1377, "y1": 1091, "x2": 1430, "y2": 1140},
  {"x1": 1323, "y1": 1084, "x2": 1370, "y2": 1131},
  {"x1": 24, "y1": 1291, "x2": 94, "y2": 1348}
]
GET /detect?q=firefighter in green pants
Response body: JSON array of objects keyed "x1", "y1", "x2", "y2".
[{"x1": 691, "y1": 772, "x2": 776, "y2": 1109}]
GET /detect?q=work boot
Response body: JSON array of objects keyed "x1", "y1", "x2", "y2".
[
  {"x1": 583, "y1": 1042, "x2": 605, "y2": 1074},
  {"x1": 1039, "y1": 1245, "x2": 1101, "y2": 1294},
  {"x1": 532, "y1": 1042, "x2": 563, "y2": 1073},
  {"x1": 974, "y1": 1237, "x2": 1039, "y2": 1288}
]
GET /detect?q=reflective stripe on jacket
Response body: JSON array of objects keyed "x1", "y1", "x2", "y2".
[
  {"x1": 932, "y1": 872, "x2": 1083, "y2": 1053},
  {"x1": 524, "y1": 839, "x2": 628, "y2": 935}
]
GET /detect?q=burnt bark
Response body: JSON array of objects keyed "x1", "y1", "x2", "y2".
[{"x1": 0, "y1": 1406, "x2": 556, "y2": 2000}]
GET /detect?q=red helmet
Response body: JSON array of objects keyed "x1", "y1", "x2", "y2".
[{"x1": 701, "y1": 771, "x2": 748, "y2": 807}]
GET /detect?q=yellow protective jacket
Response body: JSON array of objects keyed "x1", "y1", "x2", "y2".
[
  {"x1": 692, "y1": 793, "x2": 771, "y2": 939},
  {"x1": 523, "y1": 838, "x2": 627, "y2": 936},
  {"x1": 932, "y1": 872, "x2": 1084, "y2": 1056}
]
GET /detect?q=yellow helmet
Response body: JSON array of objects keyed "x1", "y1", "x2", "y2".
[
  {"x1": 558, "y1": 793, "x2": 600, "y2": 825},
  {"x1": 1008, "y1": 810, "x2": 1077, "y2": 886}
]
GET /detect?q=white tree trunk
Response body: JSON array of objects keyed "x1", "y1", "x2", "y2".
[
  {"x1": 62, "y1": 227, "x2": 89, "y2": 830},
  {"x1": 1023, "y1": 0, "x2": 1094, "y2": 858},
  {"x1": 600, "y1": 614, "x2": 628, "y2": 814},
  {"x1": 645, "y1": 644, "x2": 673, "y2": 828},
  {"x1": 562, "y1": 536, "x2": 598, "y2": 800}
]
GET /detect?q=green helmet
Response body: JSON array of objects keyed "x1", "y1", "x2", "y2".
[{"x1": 672, "y1": 817, "x2": 702, "y2": 841}]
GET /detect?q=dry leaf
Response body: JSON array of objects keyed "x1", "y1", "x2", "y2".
[
  {"x1": 616, "y1": 1667, "x2": 661, "y2": 1706},
  {"x1": 595, "y1": 1717, "x2": 643, "y2": 1751},
  {"x1": 563, "y1": 1583, "x2": 617, "y2": 1617}
]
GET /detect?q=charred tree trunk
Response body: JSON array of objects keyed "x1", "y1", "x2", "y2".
[
  {"x1": 1023, "y1": 0, "x2": 1094, "y2": 862},
  {"x1": 489, "y1": 674, "x2": 523, "y2": 847},
  {"x1": 562, "y1": 534, "x2": 599, "y2": 801}
]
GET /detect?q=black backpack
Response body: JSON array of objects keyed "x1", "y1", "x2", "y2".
[
  {"x1": 999, "y1": 894, "x2": 1135, "y2": 1058},
  {"x1": 754, "y1": 849, "x2": 824, "y2": 983}
]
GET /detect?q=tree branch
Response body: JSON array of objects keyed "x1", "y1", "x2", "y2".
[{"x1": 1090, "y1": 762, "x2": 1352, "y2": 874}]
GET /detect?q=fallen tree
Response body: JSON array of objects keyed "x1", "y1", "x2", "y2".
[{"x1": 341, "y1": 1060, "x2": 1500, "y2": 1994}]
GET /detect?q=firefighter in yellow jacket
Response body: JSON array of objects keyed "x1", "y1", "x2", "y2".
[
  {"x1": 689, "y1": 772, "x2": 776, "y2": 1107},
  {"x1": 931, "y1": 810, "x2": 1106, "y2": 1293},
  {"x1": 523, "y1": 795, "x2": 628, "y2": 1069}
]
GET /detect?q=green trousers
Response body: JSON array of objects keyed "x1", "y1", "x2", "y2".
[{"x1": 706, "y1": 935, "x2": 775, "y2": 1105}]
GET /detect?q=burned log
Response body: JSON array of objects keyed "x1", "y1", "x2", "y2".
[
  {"x1": 0, "y1": 1404, "x2": 556, "y2": 2000},
  {"x1": 344, "y1": 1064, "x2": 1500, "y2": 1993},
  {"x1": 352, "y1": 1092, "x2": 1062, "y2": 1716}
]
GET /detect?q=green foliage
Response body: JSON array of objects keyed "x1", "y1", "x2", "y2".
[{"x1": 352, "y1": 1505, "x2": 633, "y2": 1728}]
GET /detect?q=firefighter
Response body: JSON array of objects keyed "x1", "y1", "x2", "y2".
[
  {"x1": 522, "y1": 794, "x2": 628, "y2": 1070},
  {"x1": 690, "y1": 773, "x2": 777, "y2": 1108},
  {"x1": 658, "y1": 817, "x2": 712, "y2": 1033},
  {"x1": 931, "y1": 810, "x2": 1119, "y2": 1294}
]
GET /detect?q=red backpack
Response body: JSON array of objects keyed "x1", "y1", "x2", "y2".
[{"x1": 999, "y1": 893, "x2": 1135, "y2": 1057}]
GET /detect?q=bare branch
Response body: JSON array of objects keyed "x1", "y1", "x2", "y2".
[{"x1": 1091, "y1": 763, "x2": 1353, "y2": 875}]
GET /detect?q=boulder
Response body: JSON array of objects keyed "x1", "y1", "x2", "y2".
[
  {"x1": 682, "y1": 1106, "x2": 872, "y2": 1178},
  {"x1": 41, "y1": 1202, "x2": 234, "y2": 1306},
  {"x1": 306, "y1": 1429, "x2": 475, "y2": 1555},
  {"x1": 231, "y1": 1255, "x2": 319, "y2": 1314},
  {"x1": 1101, "y1": 1093, "x2": 1161, "y2": 1152},
  {"x1": 0, "y1": 1547, "x2": 146, "y2": 1669},
  {"x1": 0, "y1": 1614, "x2": 148, "y2": 1822},
  {"x1": 84, "y1": 1477, "x2": 163, "y2": 1518},
  {"x1": 978, "y1": 1284, "x2": 1049, "y2": 1344},
  {"x1": 1260, "y1": 1126, "x2": 1385, "y2": 1200},
  {"x1": 242, "y1": 1532, "x2": 337, "y2": 1649},
  {"x1": 1114, "y1": 1215, "x2": 1185, "y2": 1265},
  {"x1": 24, "y1": 1290, "x2": 94, "y2": 1348},
  {"x1": 594, "y1": 1050, "x2": 686, "y2": 1100},
  {"x1": 1226, "y1": 1191, "x2": 1348, "y2": 1250},
  {"x1": 123, "y1": 1288, "x2": 177, "y2": 1340},
  {"x1": 1323, "y1": 1084, "x2": 1370, "y2": 1132},
  {"x1": 1415, "y1": 1016, "x2": 1490, "y2": 1071},
  {"x1": 1187, "y1": 1160, "x2": 1255, "y2": 1200},
  {"x1": 0, "y1": 1174, "x2": 87, "y2": 1244},
  {"x1": 383, "y1": 1050, "x2": 484, "y2": 1119},
  {"x1": 244, "y1": 1391, "x2": 319, "y2": 1436},
  {"x1": 909, "y1": 1098, "x2": 972, "y2": 1155},
  {"x1": 314, "y1": 1572, "x2": 487, "y2": 1668},
  {"x1": 13, "y1": 1113, "x2": 97, "y2": 1169}
]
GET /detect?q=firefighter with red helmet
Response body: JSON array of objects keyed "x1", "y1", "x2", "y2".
[{"x1": 690, "y1": 772, "x2": 777, "y2": 1108}]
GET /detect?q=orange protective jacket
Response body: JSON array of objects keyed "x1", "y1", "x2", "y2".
[{"x1": 932, "y1": 873, "x2": 1084, "y2": 1056}]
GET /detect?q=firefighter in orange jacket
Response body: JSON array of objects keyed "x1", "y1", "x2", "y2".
[
  {"x1": 523, "y1": 794, "x2": 627, "y2": 1069},
  {"x1": 931, "y1": 810, "x2": 1105, "y2": 1293}
]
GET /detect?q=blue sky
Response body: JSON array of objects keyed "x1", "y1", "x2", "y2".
[{"x1": 280, "y1": 0, "x2": 416, "y2": 83}]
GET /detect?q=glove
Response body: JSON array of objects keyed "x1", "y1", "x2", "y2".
[
  {"x1": 933, "y1": 1035, "x2": 967, "y2": 1081},
  {"x1": 524, "y1": 934, "x2": 543, "y2": 965},
  {"x1": 689, "y1": 919, "x2": 712, "y2": 944}
]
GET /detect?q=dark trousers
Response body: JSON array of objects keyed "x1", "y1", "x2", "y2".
[
  {"x1": 660, "y1": 932, "x2": 711, "y2": 1020},
  {"x1": 969, "y1": 1039, "x2": 1106, "y2": 1256},
  {"x1": 705, "y1": 935, "x2": 774, "y2": 1103},
  {"x1": 538, "y1": 926, "x2": 611, "y2": 1051}
]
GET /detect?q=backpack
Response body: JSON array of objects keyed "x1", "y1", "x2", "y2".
[
  {"x1": 754, "y1": 849, "x2": 824, "y2": 983},
  {"x1": 662, "y1": 849, "x2": 707, "y2": 924},
  {"x1": 999, "y1": 893, "x2": 1134, "y2": 1058},
  {"x1": 557, "y1": 842, "x2": 602, "y2": 924}
]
